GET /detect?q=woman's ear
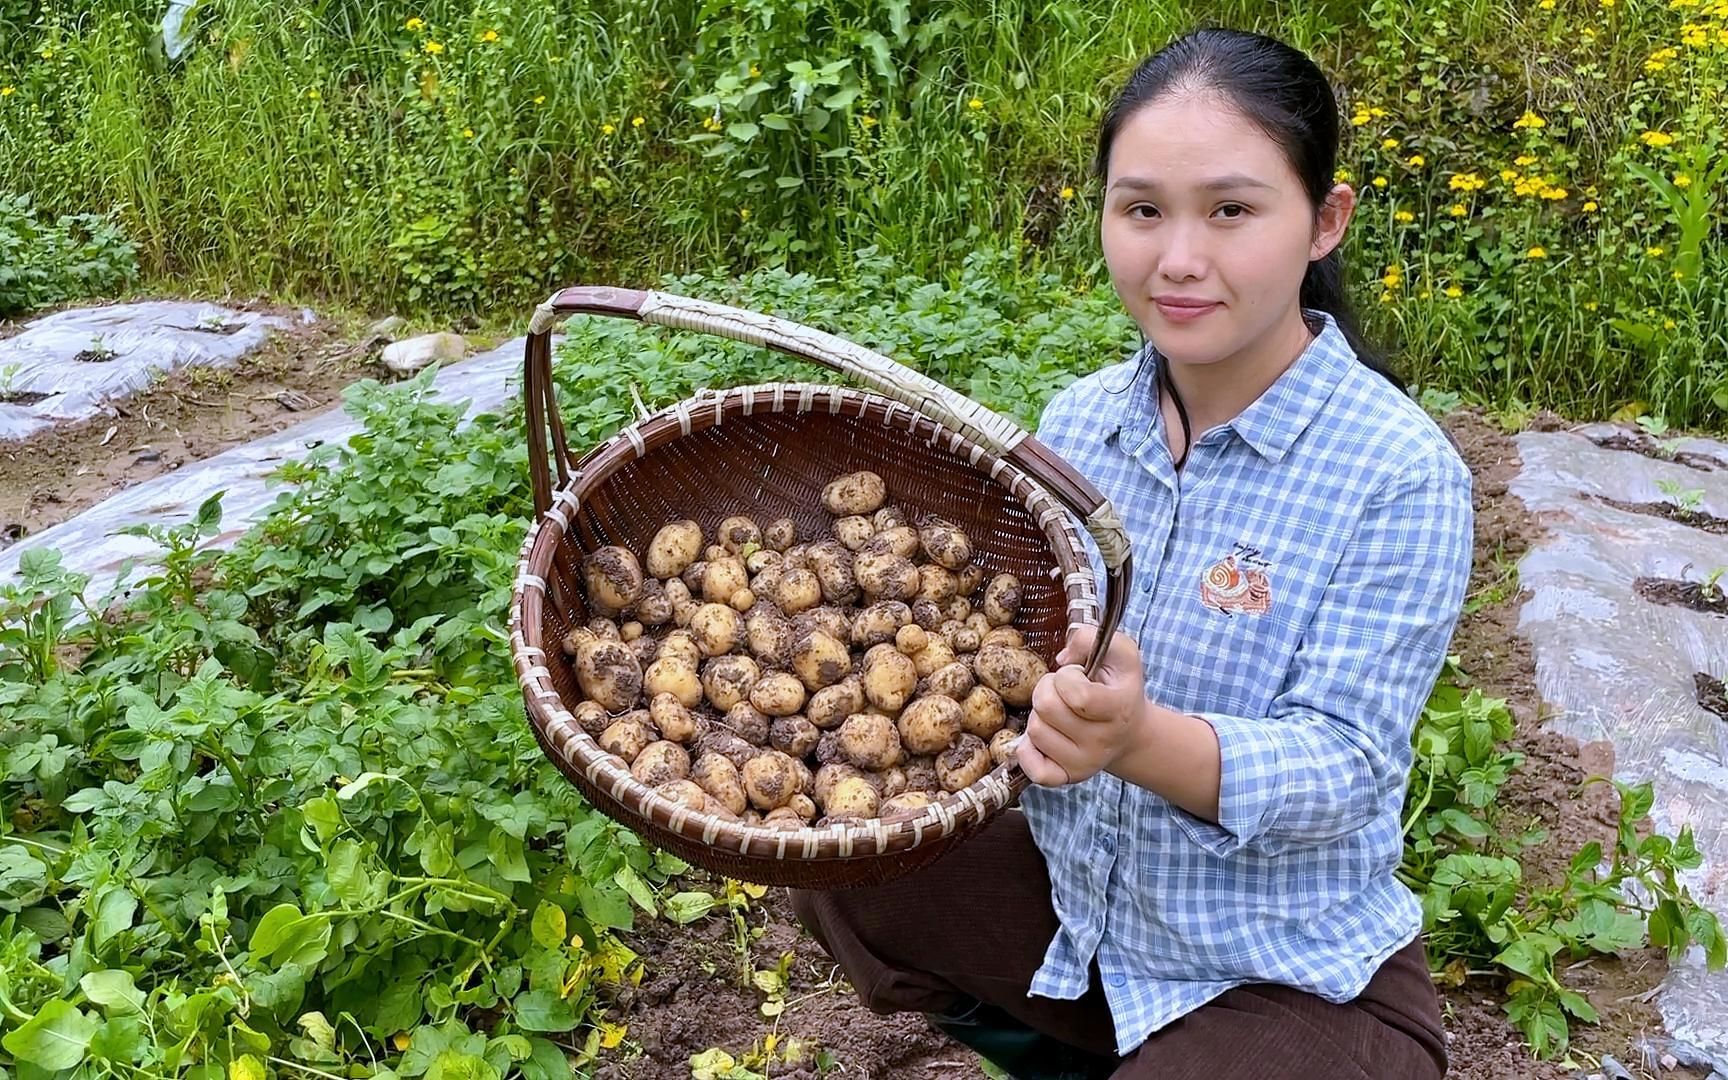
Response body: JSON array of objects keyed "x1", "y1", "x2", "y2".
[{"x1": 1310, "y1": 183, "x2": 1356, "y2": 262}]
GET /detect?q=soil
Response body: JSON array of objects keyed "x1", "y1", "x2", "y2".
[
  {"x1": 1589, "y1": 494, "x2": 1728, "y2": 536},
  {"x1": 1633, "y1": 577, "x2": 1728, "y2": 618},
  {"x1": 0, "y1": 301, "x2": 384, "y2": 551},
  {"x1": 1696, "y1": 673, "x2": 1728, "y2": 722},
  {"x1": 1586, "y1": 431, "x2": 1728, "y2": 473}
]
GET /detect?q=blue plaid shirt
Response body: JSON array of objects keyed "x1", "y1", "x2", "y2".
[{"x1": 1022, "y1": 309, "x2": 1473, "y2": 1056}]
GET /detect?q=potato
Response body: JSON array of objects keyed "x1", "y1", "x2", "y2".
[
  {"x1": 619, "y1": 620, "x2": 643, "y2": 642},
  {"x1": 903, "y1": 756, "x2": 940, "y2": 793},
  {"x1": 825, "y1": 776, "x2": 882, "y2": 819},
  {"x1": 717, "y1": 515, "x2": 762, "y2": 554},
  {"x1": 702, "y1": 655, "x2": 761, "y2": 712},
  {"x1": 912, "y1": 638, "x2": 956, "y2": 679},
  {"x1": 872, "y1": 766, "x2": 910, "y2": 799},
  {"x1": 764, "y1": 517, "x2": 798, "y2": 552},
  {"x1": 560, "y1": 626, "x2": 597, "y2": 656},
  {"x1": 862, "y1": 646, "x2": 918, "y2": 712},
  {"x1": 663, "y1": 577, "x2": 693, "y2": 608},
  {"x1": 786, "y1": 792, "x2": 818, "y2": 822},
  {"x1": 741, "y1": 810, "x2": 763, "y2": 827},
  {"x1": 689, "y1": 603, "x2": 744, "y2": 657},
  {"x1": 873, "y1": 505, "x2": 908, "y2": 531},
  {"x1": 576, "y1": 639, "x2": 643, "y2": 713},
  {"x1": 703, "y1": 556, "x2": 750, "y2": 604},
  {"x1": 659, "y1": 628, "x2": 702, "y2": 668},
  {"x1": 815, "y1": 730, "x2": 846, "y2": 766},
  {"x1": 834, "y1": 515, "x2": 877, "y2": 551},
  {"x1": 896, "y1": 624, "x2": 929, "y2": 655},
  {"x1": 964, "y1": 612, "x2": 993, "y2": 639},
  {"x1": 808, "y1": 541, "x2": 860, "y2": 606},
  {"x1": 643, "y1": 656, "x2": 701, "y2": 709},
  {"x1": 751, "y1": 672, "x2": 807, "y2": 717},
  {"x1": 772, "y1": 567, "x2": 822, "y2": 615},
  {"x1": 794, "y1": 606, "x2": 852, "y2": 644},
  {"x1": 692, "y1": 753, "x2": 748, "y2": 815},
  {"x1": 916, "y1": 565, "x2": 960, "y2": 604},
  {"x1": 881, "y1": 791, "x2": 936, "y2": 820},
  {"x1": 918, "y1": 521, "x2": 973, "y2": 571},
  {"x1": 974, "y1": 645, "x2": 1048, "y2": 708},
  {"x1": 855, "y1": 552, "x2": 921, "y2": 603},
  {"x1": 743, "y1": 750, "x2": 802, "y2": 810},
  {"x1": 631, "y1": 740, "x2": 692, "y2": 786},
  {"x1": 861, "y1": 525, "x2": 919, "y2": 560},
  {"x1": 572, "y1": 700, "x2": 612, "y2": 739},
  {"x1": 957, "y1": 565, "x2": 986, "y2": 597},
  {"x1": 587, "y1": 617, "x2": 621, "y2": 641},
  {"x1": 695, "y1": 729, "x2": 759, "y2": 773},
  {"x1": 982, "y1": 574, "x2": 1023, "y2": 627},
  {"x1": 911, "y1": 599, "x2": 946, "y2": 631},
  {"x1": 822, "y1": 470, "x2": 887, "y2": 516},
  {"x1": 945, "y1": 597, "x2": 975, "y2": 624},
  {"x1": 673, "y1": 601, "x2": 699, "y2": 627},
  {"x1": 839, "y1": 713, "x2": 903, "y2": 770},
  {"x1": 630, "y1": 636, "x2": 660, "y2": 669},
  {"x1": 583, "y1": 546, "x2": 644, "y2": 615},
  {"x1": 745, "y1": 608, "x2": 795, "y2": 668},
  {"x1": 852, "y1": 601, "x2": 913, "y2": 649},
  {"x1": 647, "y1": 521, "x2": 703, "y2": 579},
  {"x1": 681, "y1": 559, "x2": 709, "y2": 595},
  {"x1": 898, "y1": 695, "x2": 964, "y2": 754},
  {"x1": 750, "y1": 567, "x2": 784, "y2": 604},
  {"x1": 650, "y1": 692, "x2": 703, "y2": 743},
  {"x1": 656, "y1": 779, "x2": 709, "y2": 811},
  {"x1": 723, "y1": 702, "x2": 771, "y2": 745},
  {"x1": 926, "y1": 660, "x2": 976, "y2": 701},
  {"x1": 989, "y1": 728, "x2": 1020, "y2": 767},
  {"x1": 769, "y1": 715, "x2": 820, "y2": 758},
  {"x1": 814, "y1": 763, "x2": 865, "y2": 806},
  {"x1": 745, "y1": 547, "x2": 781, "y2": 574},
  {"x1": 947, "y1": 625, "x2": 982, "y2": 654},
  {"x1": 938, "y1": 734, "x2": 991, "y2": 792},
  {"x1": 705, "y1": 543, "x2": 728, "y2": 563},
  {"x1": 960, "y1": 685, "x2": 1007, "y2": 738},
  {"x1": 791, "y1": 631, "x2": 852, "y2": 691},
  {"x1": 808, "y1": 677, "x2": 866, "y2": 729},
  {"x1": 781, "y1": 543, "x2": 811, "y2": 569},
  {"x1": 599, "y1": 715, "x2": 654, "y2": 762},
  {"x1": 729, "y1": 588, "x2": 757, "y2": 613}
]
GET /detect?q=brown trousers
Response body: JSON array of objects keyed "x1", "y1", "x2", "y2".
[{"x1": 790, "y1": 811, "x2": 1448, "y2": 1079}]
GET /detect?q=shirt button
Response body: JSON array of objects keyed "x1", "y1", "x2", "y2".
[
  {"x1": 1107, "y1": 973, "x2": 1128, "y2": 988},
  {"x1": 1099, "y1": 834, "x2": 1116, "y2": 855}
]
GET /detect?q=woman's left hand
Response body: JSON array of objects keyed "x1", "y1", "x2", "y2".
[{"x1": 1016, "y1": 626, "x2": 1150, "y2": 787}]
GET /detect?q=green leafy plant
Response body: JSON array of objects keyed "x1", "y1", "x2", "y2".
[{"x1": 0, "y1": 193, "x2": 137, "y2": 315}]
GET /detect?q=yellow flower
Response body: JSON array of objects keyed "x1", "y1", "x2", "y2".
[
  {"x1": 1674, "y1": 172, "x2": 1692, "y2": 188},
  {"x1": 393, "y1": 1032, "x2": 412, "y2": 1051},
  {"x1": 601, "y1": 122, "x2": 615, "y2": 135},
  {"x1": 1449, "y1": 172, "x2": 1485, "y2": 192},
  {"x1": 749, "y1": 64, "x2": 761, "y2": 77},
  {"x1": 1449, "y1": 203, "x2": 1467, "y2": 217},
  {"x1": 1585, "y1": 300, "x2": 1599, "y2": 310},
  {"x1": 533, "y1": 94, "x2": 546, "y2": 105},
  {"x1": 702, "y1": 116, "x2": 720, "y2": 132},
  {"x1": 1334, "y1": 168, "x2": 1351, "y2": 182},
  {"x1": 1664, "y1": 318, "x2": 1676, "y2": 329},
  {"x1": 1514, "y1": 154, "x2": 1538, "y2": 167},
  {"x1": 1420, "y1": 290, "x2": 1431, "y2": 300},
  {"x1": 1059, "y1": 186, "x2": 1075, "y2": 200},
  {"x1": 1379, "y1": 291, "x2": 1395, "y2": 304},
  {"x1": 405, "y1": 17, "x2": 425, "y2": 31},
  {"x1": 423, "y1": 40, "x2": 444, "y2": 54},
  {"x1": 1582, "y1": 25, "x2": 1597, "y2": 38},
  {"x1": 739, "y1": 208, "x2": 751, "y2": 220},
  {"x1": 1526, "y1": 246, "x2": 1548, "y2": 259},
  {"x1": 1500, "y1": 168, "x2": 1519, "y2": 181},
  {"x1": 1407, "y1": 154, "x2": 1425, "y2": 167},
  {"x1": 307, "y1": 88, "x2": 321, "y2": 100},
  {"x1": 967, "y1": 97, "x2": 984, "y2": 110},
  {"x1": 1382, "y1": 264, "x2": 1403, "y2": 288},
  {"x1": 1394, "y1": 210, "x2": 1415, "y2": 223},
  {"x1": 1350, "y1": 109, "x2": 1371, "y2": 127},
  {"x1": 1381, "y1": 137, "x2": 1400, "y2": 150},
  {"x1": 1370, "y1": 107, "x2": 1388, "y2": 119},
  {"x1": 1445, "y1": 284, "x2": 1464, "y2": 298},
  {"x1": 39, "y1": 48, "x2": 54, "y2": 60},
  {"x1": 1601, "y1": 0, "x2": 1615, "y2": 7},
  {"x1": 1647, "y1": 246, "x2": 1665, "y2": 256},
  {"x1": 1539, "y1": 0, "x2": 1555, "y2": 8},
  {"x1": 0, "y1": 86, "x2": 13, "y2": 97},
  {"x1": 480, "y1": 29, "x2": 499, "y2": 43},
  {"x1": 1583, "y1": 200, "x2": 1599, "y2": 212},
  {"x1": 1513, "y1": 110, "x2": 1546, "y2": 129},
  {"x1": 462, "y1": 127, "x2": 473, "y2": 138},
  {"x1": 632, "y1": 115, "x2": 644, "y2": 127},
  {"x1": 1673, "y1": 269, "x2": 1686, "y2": 280},
  {"x1": 1640, "y1": 130, "x2": 1675, "y2": 147},
  {"x1": 1541, "y1": 186, "x2": 1568, "y2": 200},
  {"x1": 1372, "y1": 175, "x2": 1388, "y2": 189},
  {"x1": 861, "y1": 114, "x2": 878, "y2": 128}
]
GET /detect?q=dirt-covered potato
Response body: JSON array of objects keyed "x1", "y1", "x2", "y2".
[
  {"x1": 681, "y1": 560, "x2": 709, "y2": 596},
  {"x1": 824, "y1": 776, "x2": 882, "y2": 819},
  {"x1": 760, "y1": 517, "x2": 796, "y2": 553},
  {"x1": 855, "y1": 552, "x2": 921, "y2": 603},
  {"x1": 599, "y1": 715, "x2": 654, "y2": 762},
  {"x1": 839, "y1": 713, "x2": 903, "y2": 770},
  {"x1": 631, "y1": 740, "x2": 691, "y2": 786},
  {"x1": 925, "y1": 660, "x2": 976, "y2": 701},
  {"x1": 745, "y1": 548, "x2": 782, "y2": 575},
  {"x1": 946, "y1": 625, "x2": 982, "y2": 654},
  {"x1": 881, "y1": 791, "x2": 936, "y2": 820},
  {"x1": 643, "y1": 656, "x2": 701, "y2": 709},
  {"x1": 695, "y1": 728, "x2": 760, "y2": 772},
  {"x1": 705, "y1": 543, "x2": 728, "y2": 564},
  {"x1": 583, "y1": 546, "x2": 644, "y2": 615},
  {"x1": 916, "y1": 565, "x2": 959, "y2": 604},
  {"x1": 663, "y1": 576, "x2": 693, "y2": 607},
  {"x1": 786, "y1": 792, "x2": 817, "y2": 822},
  {"x1": 659, "y1": 628, "x2": 702, "y2": 667},
  {"x1": 575, "y1": 639, "x2": 643, "y2": 713},
  {"x1": 912, "y1": 638, "x2": 957, "y2": 679},
  {"x1": 628, "y1": 635, "x2": 658, "y2": 669},
  {"x1": 821, "y1": 470, "x2": 886, "y2": 516},
  {"x1": 619, "y1": 620, "x2": 643, "y2": 642},
  {"x1": 774, "y1": 568, "x2": 823, "y2": 615},
  {"x1": 647, "y1": 520, "x2": 704, "y2": 579},
  {"x1": 937, "y1": 733, "x2": 991, "y2": 792},
  {"x1": 702, "y1": 556, "x2": 750, "y2": 604},
  {"x1": 702, "y1": 655, "x2": 761, "y2": 712},
  {"x1": 794, "y1": 606, "x2": 853, "y2": 644},
  {"x1": 807, "y1": 541, "x2": 860, "y2": 606},
  {"x1": 808, "y1": 676, "x2": 866, "y2": 729},
  {"x1": 743, "y1": 750, "x2": 803, "y2": 811},
  {"x1": 945, "y1": 597, "x2": 975, "y2": 624},
  {"x1": 834, "y1": 515, "x2": 876, "y2": 551},
  {"x1": 989, "y1": 728, "x2": 1020, "y2": 767},
  {"x1": 903, "y1": 756, "x2": 940, "y2": 793},
  {"x1": 872, "y1": 766, "x2": 909, "y2": 799},
  {"x1": 725, "y1": 589, "x2": 753, "y2": 614},
  {"x1": 873, "y1": 505, "x2": 908, "y2": 531},
  {"x1": 716, "y1": 515, "x2": 762, "y2": 554},
  {"x1": 918, "y1": 521, "x2": 973, "y2": 571},
  {"x1": 560, "y1": 626, "x2": 597, "y2": 656},
  {"x1": 781, "y1": 543, "x2": 811, "y2": 569},
  {"x1": 791, "y1": 630, "x2": 852, "y2": 691},
  {"x1": 862, "y1": 646, "x2": 918, "y2": 712},
  {"x1": 692, "y1": 753, "x2": 748, "y2": 815},
  {"x1": 650, "y1": 692, "x2": 702, "y2": 743},
  {"x1": 745, "y1": 608, "x2": 795, "y2": 668},
  {"x1": 656, "y1": 779, "x2": 709, "y2": 811},
  {"x1": 769, "y1": 715, "x2": 820, "y2": 758},
  {"x1": 750, "y1": 567, "x2": 784, "y2": 604},
  {"x1": 960, "y1": 685, "x2": 1007, "y2": 738},
  {"x1": 898, "y1": 695, "x2": 964, "y2": 754},
  {"x1": 723, "y1": 702, "x2": 771, "y2": 746},
  {"x1": 815, "y1": 729, "x2": 845, "y2": 766},
  {"x1": 852, "y1": 601, "x2": 912, "y2": 649},
  {"x1": 957, "y1": 564, "x2": 986, "y2": 597},
  {"x1": 689, "y1": 603, "x2": 744, "y2": 657},
  {"x1": 982, "y1": 573, "x2": 1023, "y2": 627},
  {"x1": 896, "y1": 624, "x2": 929, "y2": 655},
  {"x1": 974, "y1": 645, "x2": 1047, "y2": 708},
  {"x1": 813, "y1": 762, "x2": 865, "y2": 806},
  {"x1": 964, "y1": 612, "x2": 993, "y2": 638},
  {"x1": 751, "y1": 672, "x2": 807, "y2": 717},
  {"x1": 911, "y1": 599, "x2": 945, "y2": 631},
  {"x1": 861, "y1": 525, "x2": 919, "y2": 560},
  {"x1": 572, "y1": 700, "x2": 612, "y2": 739},
  {"x1": 587, "y1": 617, "x2": 622, "y2": 641}
]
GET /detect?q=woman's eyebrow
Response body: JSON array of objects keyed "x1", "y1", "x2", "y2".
[{"x1": 1110, "y1": 174, "x2": 1276, "y2": 193}]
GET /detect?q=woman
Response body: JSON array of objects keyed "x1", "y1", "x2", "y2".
[{"x1": 790, "y1": 26, "x2": 1472, "y2": 1080}]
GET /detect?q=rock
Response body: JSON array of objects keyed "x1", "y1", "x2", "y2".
[
  {"x1": 276, "y1": 389, "x2": 319, "y2": 412},
  {"x1": 1599, "y1": 1055, "x2": 1633, "y2": 1080},
  {"x1": 380, "y1": 332, "x2": 466, "y2": 375},
  {"x1": 1661, "y1": 1052, "x2": 1679, "y2": 1071},
  {"x1": 134, "y1": 448, "x2": 160, "y2": 463},
  {"x1": 367, "y1": 315, "x2": 408, "y2": 339}
]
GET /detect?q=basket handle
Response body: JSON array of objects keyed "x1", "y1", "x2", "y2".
[{"x1": 522, "y1": 285, "x2": 1134, "y2": 680}]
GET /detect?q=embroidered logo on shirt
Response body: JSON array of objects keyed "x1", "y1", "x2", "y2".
[{"x1": 1199, "y1": 544, "x2": 1272, "y2": 617}]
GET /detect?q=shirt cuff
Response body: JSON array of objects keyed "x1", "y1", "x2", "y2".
[{"x1": 1173, "y1": 712, "x2": 1287, "y2": 857}]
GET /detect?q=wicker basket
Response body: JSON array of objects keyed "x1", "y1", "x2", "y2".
[{"x1": 510, "y1": 286, "x2": 1132, "y2": 889}]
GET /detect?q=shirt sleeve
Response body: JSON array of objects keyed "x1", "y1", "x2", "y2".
[{"x1": 1177, "y1": 459, "x2": 1474, "y2": 858}]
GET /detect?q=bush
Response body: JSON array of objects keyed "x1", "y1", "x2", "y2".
[{"x1": 0, "y1": 193, "x2": 137, "y2": 315}]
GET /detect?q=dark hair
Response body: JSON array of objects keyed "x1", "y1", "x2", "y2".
[{"x1": 1095, "y1": 27, "x2": 1404, "y2": 393}]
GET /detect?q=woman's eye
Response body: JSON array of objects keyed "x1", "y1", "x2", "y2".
[
  {"x1": 1216, "y1": 204, "x2": 1247, "y2": 219},
  {"x1": 1127, "y1": 204, "x2": 1158, "y2": 219}
]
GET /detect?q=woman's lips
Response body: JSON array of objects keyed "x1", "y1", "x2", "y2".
[{"x1": 1154, "y1": 299, "x2": 1220, "y2": 323}]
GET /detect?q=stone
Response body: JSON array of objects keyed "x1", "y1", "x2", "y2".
[
  {"x1": 366, "y1": 315, "x2": 408, "y2": 339},
  {"x1": 380, "y1": 332, "x2": 466, "y2": 375}
]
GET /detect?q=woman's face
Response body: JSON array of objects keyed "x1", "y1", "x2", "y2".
[{"x1": 1100, "y1": 90, "x2": 1354, "y2": 368}]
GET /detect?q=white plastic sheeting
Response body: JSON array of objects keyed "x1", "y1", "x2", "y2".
[
  {"x1": 0, "y1": 336, "x2": 533, "y2": 599},
  {"x1": 1510, "y1": 422, "x2": 1728, "y2": 1072},
  {"x1": 0, "y1": 302, "x2": 287, "y2": 441}
]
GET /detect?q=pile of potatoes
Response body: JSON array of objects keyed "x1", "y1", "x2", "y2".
[{"x1": 558, "y1": 469, "x2": 1050, "y2": 831}]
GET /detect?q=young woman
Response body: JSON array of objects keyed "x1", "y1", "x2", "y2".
[{"x1": 791, "y1": 27, "x2": 1473, "y2": 1080}]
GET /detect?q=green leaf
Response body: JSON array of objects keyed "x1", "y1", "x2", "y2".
[
  {"x1": 613, "y1": 867, "x2": 656, "y2": 916},
  {"x1": 511, "y1": 990, "x2": 578, "y2": 1033},
  {"x1": 327, "y1": 841, "x2": 371, "y2": 904},
  {"x1": 79, "y1": 971, "x2": 145, "y2": 1016},
  {"x1": 725, "y1": 122, "x2": 760, "y2": 141},
  {"x1": 1494, "y1": 934, "x2": 1559, "y2": 981},
  {"x1": 2, "y1": 999, "x2": 100, "y2": 1071},
  {"x1": 1439, "y1": 808, "x2": 1490, "y2": 840},
  {"x1": 1557, "y1": 989, "x2": 1598, "y2": 1023},
  {"x1": 249, "y1": 904, "x2": 332, "y2": 969},
  {"x1": 90, "y1": 886, "x2": 137, "y2": 951},
  {"x1": 663, "y1": 892, "x2": 716, "y2": 925},
  {"x1": 531, "y1": 902, "x2": 567, "y2": 950}
]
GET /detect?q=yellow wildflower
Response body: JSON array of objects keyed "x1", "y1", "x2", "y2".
[
  {"x1": 1539, "y1": 0, "x2": 1555, "y2": 8},
  {"x1": 534, "y1": 94, "x2": 546, "y2": 105},
  {"x1": 1664, "y1": 318, "x2": 1676, "y2": 329},
  {"x1": 1059, "y1": 187, "x2": 1076, "y2": 200},
  {"x1": 702, "y1": 116, "x2": 720, "y2": 132},
  {"x1": 739, "y1": 208, "x2": 751, "y2": 220},
  {"x1": 1526, "y1": 246, "x2": 1548, "y2": 259},
  {"x1": 1500, "y1": 168, "x2": 1519, "y2": 181},
  {"x1": 1379, "y1": 291, "x2": 1395, "y2": 304},
  {"x1": 0, "y1": 86, "x2": 14, "y2": 97},
  {"x1": 1540, "y1": 186, "x2": 1568, "y2": 200},
  {"x1": 1334, "y1": 168, "x2": 1351, "y2": 182},
  {"x1": 1382, "y1": 264, "x2": 1403, "y2": 288},
  {"x1": 749, "y1": 64, "x2": 761, "y2": 77},
  {"x1": 1381, "y1": 137, "x2": 1400, "y2": 150},
  {"x1": 405, "y1": 17, "x2": 425, "y2": 31},
  {"x1": 1372, "y1": 175, "x2": 1388, "y2": 189},
  {"x1": 632, "y1": 115, "x2": 644, "y2": 127},
  {"x1": 1582, "y1": 25, "x2": 1597, "y2": 38},
  {"x1": 1585, "y1": 300, "x2": 1599, "y2": 310},
  {"x1": 1407, "y1": 154, "x2": 1426, "y2": 167},
  {"x1": 1582, "y1": 201, "x2": 1599, "y2": 212},
  {"x1": 1513, "y1": 110, "x2": 1546, "y2": 129},
  {"x1": 1449, "y1": 172, "x2": 1486, "y2": 192},
  {"x1": 1674, "y1": 172, "x2": 1692, "y2": 188},
  {"x1": 1647, "y1": 246, "x2": 1665, "y2": 256},
  {"x1": 39, "y1": 48, "x2": 54, "y2": 60},
  {"x1": 480, "y1": 29, "x2": 499, "y2": 43},
  {"x1": 967, "y1": 97, "x2": 984, "y2": 110},
  {"x1": 1370, "y1": 107, "x2": 1388, "y2": 119},
  {"x1": 1514, "y1": 154, "x2": 1538, "y2": 167},
  {"x1": 1640, "y1": 130, "x2": 1674, "y2": 147},
  {"x1": 1395, "y1": 210, "x2": 1415, "y2": 223},
  {"x1": 393, "y1": 1033, "x2": 412, "y2": 1052},
  {"x1": 423, "y1": 40, "x2": 444, "y2": 54},
  {"x1": 601, "y1": 122, "x2": 615, "y2": 135},
  {"x1": 307, "y1": 88, "x2": 321, "y2": 100},
  {"x1": 1673, "y1": 269, "x2": 1687, "y2": 280},
  {"x1": 1350, "y1": 109, "x2": 1370, "y2": 127},
  {"x1": 1449, "y1": 204, "x2": 1468, "y2": 217},
  {"x1": 862, "y1": 114, "x2": 878, "y2": 127},
  {"x1": 462, "y1": 127, "x2": 473, "y2": 138},
  {"x1": 1601, "y1": 0, "x2": 1615, "y2": 6},
  {"x1": 1445, "y1": 285, "x2": 1464, "y2": 298}
]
